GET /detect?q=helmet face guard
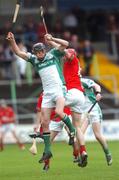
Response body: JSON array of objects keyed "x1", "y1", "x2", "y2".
[{"x1": 32, "y1": 43, "x2": 46, "y2": 54}]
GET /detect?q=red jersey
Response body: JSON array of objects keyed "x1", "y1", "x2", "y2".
[
  {"x1": 0, "y1": 106, "x2": 15, "y2": 124},
  {"x1": 63, "y1": 49, "x2": 84, "y2": 92},
  {"x1": 37, "y1": 94, "x2": 71, "y2": 122}
]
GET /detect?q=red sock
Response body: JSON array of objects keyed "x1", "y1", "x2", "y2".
[
  {"x1": 80, "y1": 145, "x2": 86, "y2": 155},
  {"x1": 44, "y1": 159, "x2": 50, "y2": 166},
  {"x1": 40, "y1": 126, "x2": 43, "y2": 135}
]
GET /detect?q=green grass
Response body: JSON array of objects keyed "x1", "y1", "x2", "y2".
[{"x1": 0, "y1": 141, "x2": 119, "y2": 180}]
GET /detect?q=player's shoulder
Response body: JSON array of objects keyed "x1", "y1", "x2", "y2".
[
  {"x1": 27, "y1": 52, "x2": 38, "y2": 63},
  {"x1": 81, "y1": 78, "x2": 94, "y2": 84},
  {"x1": 48, "y1": 48, "x2": 57, "y2": 54},
  {"x1": 81, "y1": 78, "x2": 96, "y2": 88},
  {"x1": 45, "y1": 50, "x2": 54, "y2": 60},
  {"x1": 50, "y1": 48, "x2": 65, "y2": 56}
]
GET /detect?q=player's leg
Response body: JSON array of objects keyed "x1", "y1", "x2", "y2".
[
  {"x1": 0, "y1": 124, "x2": 10, "y2": 151},
  {"x1": 0, "y1": 131, "x2": 4, "y2": 151},
  {"x1": 11, "y1": 130, "x2": 25, "y2": 150},
  {"x1": 43, "y1": 119, "x2": 63, "y2": 171},
  {"x1": 43, "y1": 130, "x2": 59, "y2": 171},
  {"x1": 92, "y1": 122, "x2": 112, "y2": 165},
  {"x1": 80, "y1": 118, "x2": 89, "y2": 134},
  {"x1": 50, "y1": 131, "x2": 59, "y2": 143},
  {"x1": 39, "y1": 107, "x2": 52, "y2": 163},
  {"x1": 55, "y1": 97, "x2": 75, "y2": 141},
  {"x1": 66, "y1": 88, "x2": 88, "y2": 166},
  {"x1": 64, "y1": 121, "x2": 79, "y2": 162},
  {"x1": 76, "y1": 118, "x2": 89, "y2": 166},
  {"x1": 34, "y1": 111, "x2": 43, "y2": 134},
  {"x1": 72, "y1": 140, "x2": 80, "y2": 163},
  {"x1": 72, "y1": 112, "x2": 88, "y2": 167}
]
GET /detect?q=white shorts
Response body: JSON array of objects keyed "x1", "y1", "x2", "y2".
[
  {"x1": 0, "y1": 123, "x2": 15, "y2": 134},
  {"x1": 81, "y1": 101, "x2": 103, "y2": 124},
  {"x1": 65, "y1": 88, "x2": 85, "y2": 113},
  {"x1": 49, "y1": 120, "x2": 64, "y2": 132},
  {"x1": 42, "y1": 85, "x2": 67, "y2": 108}
]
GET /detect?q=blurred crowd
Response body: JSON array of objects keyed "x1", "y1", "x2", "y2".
[{"x1": 0, "y1": 7, "x2": 119, "y2": 81}]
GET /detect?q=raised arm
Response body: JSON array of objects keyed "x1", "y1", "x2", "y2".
[
  {"x1": 6, "y1": 32, "x2": 28, "y2": 61},
  {"x1": 44, "y1": 34, "x2": 69, "y2": 51}
]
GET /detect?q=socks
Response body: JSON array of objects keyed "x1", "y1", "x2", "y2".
[
  {"x1": 44, "y1": 159, "x2": 50, "y2": 166},
  {"x1": 103, "y1": 146, "x2": 110, "y2": 155},
  {"x1": 43, "y1": 132, "x2": 51, "y2": 153},
  {"x1": 62, "y1": 114, "x2": 75, "y2": 133},
  {"x1": 80, "y1": 145, "x2": 86, "y2": 155}
]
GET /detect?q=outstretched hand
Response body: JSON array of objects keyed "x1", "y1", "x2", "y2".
[{"x1": 6, "y1": 32, "x2": 15, "y2": 41}]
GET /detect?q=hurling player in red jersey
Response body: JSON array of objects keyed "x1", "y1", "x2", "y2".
[
  {"x1": 63, "y1": 49, "x2": 83, "y2": 91},
  {"x1": 63, "y1": 48, "x2": 88, "y2": 166},
  {"x1": 0, "y1": 99, "x2": 25, "y2": 151}
]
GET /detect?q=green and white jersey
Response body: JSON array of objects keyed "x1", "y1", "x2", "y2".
[
  {"x1": 81, "y1": 78, "x2": 96, "y2": 103},
  {"x1": 27, "y1": 48, "x2": 65, "y2": 92},
  {"x1": 81, "y1": 78, "x2": 102, "y2": 121}
]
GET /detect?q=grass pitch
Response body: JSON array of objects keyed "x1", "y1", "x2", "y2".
[{"x1": 0, "y1": 141, "x2": 118, "y2": 180}]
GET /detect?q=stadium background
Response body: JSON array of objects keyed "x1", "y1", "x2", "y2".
[
  {"x1": 0, "y1": 1, "x2": 119, "y2": 179},
  {"x1": 0, "y1": 0, "x2": 119, "y2": 142}
]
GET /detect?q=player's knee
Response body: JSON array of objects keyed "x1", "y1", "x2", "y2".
[
  {"x1": 42, "y1": 120, "x2": 49, "y2": 126},
  {"x1": 42, "y1": 121, "x2": 49, "y2": 132},
  {"x1": 55, "y1": 109, "x2": 63, "y2": 118}
]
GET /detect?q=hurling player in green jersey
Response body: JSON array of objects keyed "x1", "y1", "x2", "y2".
[
  {"x1": 80, "y1": 78, "x2": 112, "y2": 166},
  {"x1": 7, "y1": 32, "x2": 75, "y2": 163}
]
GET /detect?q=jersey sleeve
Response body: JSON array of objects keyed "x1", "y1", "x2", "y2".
[
  {"x1": 27, "y1": 52, "x2": 36, "y2": 65},
  {"x1": 81, "y1": 78, "x2": 95, "y2": 88}
]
